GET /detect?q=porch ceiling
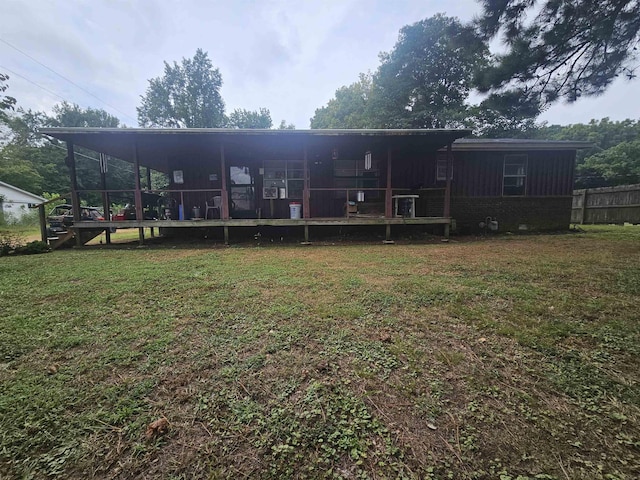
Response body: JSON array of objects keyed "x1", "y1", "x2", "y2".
[{"x1": 40, "y1": 128, "x2": 471, "y2": 173}]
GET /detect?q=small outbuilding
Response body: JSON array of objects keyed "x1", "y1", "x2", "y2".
[{"x1": 0, "y1": 180, "x2": 46, "y2": 224}]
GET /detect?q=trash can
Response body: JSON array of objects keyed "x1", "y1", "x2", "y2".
[
  {"x1": 289, "y1": 202, "x2": 302, "y2": 219},
  {"x1": 192, "y1": 206, "x2": 201, "y2": 219}
]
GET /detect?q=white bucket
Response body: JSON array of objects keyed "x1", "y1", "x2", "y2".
[{"x1": 289, "y1": 202, "x2": 302, "y2": 219}]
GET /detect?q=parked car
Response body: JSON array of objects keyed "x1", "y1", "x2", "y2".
[{"x1": 47, "y1": 204, "x2": 105, "y2": 236}]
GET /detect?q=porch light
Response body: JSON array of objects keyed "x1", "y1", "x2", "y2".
[{"x1": 364, "y1": 151, "x2": 372, "y2": 170}]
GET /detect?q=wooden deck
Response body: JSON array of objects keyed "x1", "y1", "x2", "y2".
[{"x1": 72, "y1": 216, "x2": 452, "y2": 244}]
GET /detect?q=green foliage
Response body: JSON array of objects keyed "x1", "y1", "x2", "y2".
[
  {"x1": 535, "y1": 117, "x2": 640, "y2": 187},
  {"x1": 0, "y1": 72, "x2": 16, "y2": 116},
  {"x1": 310, "y1": 14, "x2": 538, "y2": 135},
  {"x1": 311, "y1": 73, "x2": 374, "y2": 129},
  {"x1": 15, "y1": 240, "x2": 50, "y2": 255},
  {"x1": 476, "y1": 0, "x2": 640, "y2": 108},
  {"x1": 137, "y1": 49, "x2": 226, "y2": 128},
  {"x1": 579, "y1": 139, "x2": 640, "y2": 186},
  {"x1": 50, "y1": 101, "x2": 120, "y2": 128},
  {"x1": 227, "y1": 107, "x2": 272, "y2": 128},
  {"x1": 277, "y1": 120, "x2": 295, "y2": 130},
  {"x1": 372, "y1": 14, "x2": 489, "y2": 129}
]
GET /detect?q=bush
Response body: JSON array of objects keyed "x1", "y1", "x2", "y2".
[
  {"x1": 15, "y1": 241, "x2": 50, "y2": 255},
  {"x1": 0, "y1": 233, "x2": 23, "y2": 256},
  {"x1": 0, "y1": 234, "x2": 50, "y2": 256}
]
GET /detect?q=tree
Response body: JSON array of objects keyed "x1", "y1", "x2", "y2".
[
  {"x1": 0, "y1": 73, "x2": 16, "y2": 117},
  {"x1": 310, "y1": 16, "x2": 495, "y2": 131},
  {"x1": 371, "y1": 14, "x2": 490, "y2": 128},
  {"x1": 278, "y1": 120, "x2": 295, "y2": 130},
  {"x1": 475, "y1": 0, "x2": 640, "y2": 110},
  {"x1": 310, "y1": 73, "x2": 374, "y2": 129},
  {"x1": 51, "y1": 101, "x2": 120, "y2": 128},
  {"x1": 577, "y1": 139, "x2": 640, "y2": 187},
  {"x1": 137, "y1": 49, "x2": 225, "y2": 128},
  {"x1": 226, "y1": 108, "x2": 272, "y2": 128}
]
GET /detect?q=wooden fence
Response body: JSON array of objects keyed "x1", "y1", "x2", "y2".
[{"x1": 572, "y1": 184, "x2": 640, "y2": 224}]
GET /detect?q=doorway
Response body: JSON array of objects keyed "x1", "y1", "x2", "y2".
[{"x1": 229, "y1": 166, "x2": 256, "y2": 218}]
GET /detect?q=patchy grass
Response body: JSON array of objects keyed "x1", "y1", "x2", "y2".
[{"x1": 1, "y1": 225, "x2": 639, "y2": 479}]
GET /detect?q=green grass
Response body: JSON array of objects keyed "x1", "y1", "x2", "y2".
[{"x1": 1, "y1": 225, "x2": 639, "y2": 479}]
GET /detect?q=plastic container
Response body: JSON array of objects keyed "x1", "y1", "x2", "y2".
[
  {"x1": 289, "y1": 202, "x2": 302, "y2": 219},
  {"x1": 192, "y1": 206, "x2": 201, "y2": 218}
]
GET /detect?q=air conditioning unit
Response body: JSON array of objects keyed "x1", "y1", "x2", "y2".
[{"x1": 263, "y1": 187, "x2": 279, "y2": 199}]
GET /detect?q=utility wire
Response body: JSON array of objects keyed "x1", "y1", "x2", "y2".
[
  {"x1": 0, "y1": 38, "x2": 138, "y2": 124},
  {"x1": 0, "y1": 65, "x2": 68, "y2": 103},
  {"x1": 48, "y1": 141, "x2": 135, "y2": 175}
]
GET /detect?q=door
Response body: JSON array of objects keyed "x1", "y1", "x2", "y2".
[{"x1": 229, "y1": 165, "x2": 256, "y2": 218}]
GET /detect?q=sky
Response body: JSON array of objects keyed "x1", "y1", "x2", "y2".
[{"x1": 1, "y1": 0, "x2": 639, "y2": 129}]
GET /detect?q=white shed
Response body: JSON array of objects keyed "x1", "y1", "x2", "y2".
[{"x1": 0, "y1": 181, "x2": 46, "y2": 223}]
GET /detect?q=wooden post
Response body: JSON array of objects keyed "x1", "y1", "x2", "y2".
[
  {"x1": 66, "y1": 141, "x2": 83, "y2": 247},
  {"x1": 100, "y1": 155, "x2": 111, "y2": 245},
  {"x1": 146, "y1": 166, "x2": 155, "y2": 237},
  {"x1": 220, "y1": 143, "x2": 229, "y2": 220},
  {"x1": 303, "y1": 143, "x2": 310, "y2": 218},
  {"x1": 385, "y1": 146, "x2": 393, "y2": 218},
  {"x1": 39, "y1": 204, "x2": 47, "y2": 242},
  {"x1": 443, "y1": 142, "x2": 452, "y2": 218},
  {"x1": 580, "y1": 189, "x2": 588, "y2": 224},
  {"x1": 132, "y1": 140, "x2": 144, "y2": 244}
]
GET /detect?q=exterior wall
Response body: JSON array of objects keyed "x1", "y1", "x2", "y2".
[
  {"x1": 0, "y1": 183, "x2": 45, "y2": 222},
  {"x1": 443, "y1": 150, "x2": 575, "y2": 232},
  {"x1": 450, "y1": 196, "x2": 573, "y2": 233}
]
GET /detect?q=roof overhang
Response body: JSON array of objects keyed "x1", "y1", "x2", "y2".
[
  {"x1": 40, "y1": 127, "x2": 472, "y2": 172},
  {"x1": 449, "y1": 138, "x2": 593, "y2": 151}
]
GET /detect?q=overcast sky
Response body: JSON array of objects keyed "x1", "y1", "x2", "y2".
[{"x1": 2, "y1": 0, "x2": 638, "y2": 129}]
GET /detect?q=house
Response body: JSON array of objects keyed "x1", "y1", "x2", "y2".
[
  {"x1": 0, "y1": 180, "x2": 46, "y2": 224},
  {"x1": 39, "y1": 128, "x2": 589, "y2": 245}
]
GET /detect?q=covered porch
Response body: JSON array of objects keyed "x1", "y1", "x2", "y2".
[{"x1": 40, "y1": 128, "x2": 471, "y2": 245}]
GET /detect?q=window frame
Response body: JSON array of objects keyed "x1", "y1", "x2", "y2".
[
  {"x1": 436, "y1": 153, "x2": 453, "y2": 181},
  {"x1": 502, "y1": 154, "x2": 528, "y2": 196}
]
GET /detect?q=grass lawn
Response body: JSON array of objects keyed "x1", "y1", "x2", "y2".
[{"x1": 1, "y1": 226, "x2": 638, "y2": 479}]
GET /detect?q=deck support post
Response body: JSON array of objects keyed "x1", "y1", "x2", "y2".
[
  {"x1": 220, "y1": 143, "x2": 229, "y2": 220},
  {"x1": 383, "y1": 223, "x2": 394, "y2": 244},
  {"x1": 303, "y1": 224, "x2": 310, "y2": 244},
  {"x1": 443, "y1": 142, "x2": 452, "y2": 219},
  {"x1": 66, "y1": 141, "x2": 83, "y2": 247},
  {"x1": 138, "y1": 227, "x2": 145, "y2": 245},
  {"x1": 223, "y1": 225, "x2": 229, "y2": 245},
  {"x1": 39, "y1": 204, "x2": 47, "y2": 242},
  {"x1": 385, "y1": 146, "x2": 393, "y2": 218},
  {"x1": 444, "y1": 223, "x2": 450, "y2": 239}
]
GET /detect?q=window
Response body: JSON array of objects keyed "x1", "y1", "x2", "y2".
[
  {"x1": 333, "y1": 156, "x2": 380, "y2": 198},
  {"x1": 436, "y1": 153, "x2": 453, "y2": 181},
  {"x1": 263, "y1": 160, "x2": 304, "y2": 199},
  {"x1": 503, "y1": 155, "x2": 527, "y2": 196}
]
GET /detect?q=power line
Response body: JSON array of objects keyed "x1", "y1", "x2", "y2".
[
  {"x1": 0, "y1": 38, "x2": 138, "y2": 124},
  {"x1": 0, "y1": 64, "x2": 68, "y2": 103}
]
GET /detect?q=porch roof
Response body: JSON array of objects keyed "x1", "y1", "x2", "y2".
[{"x1": 40, "y1": 127, "x2": 471, "y2": 172}]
